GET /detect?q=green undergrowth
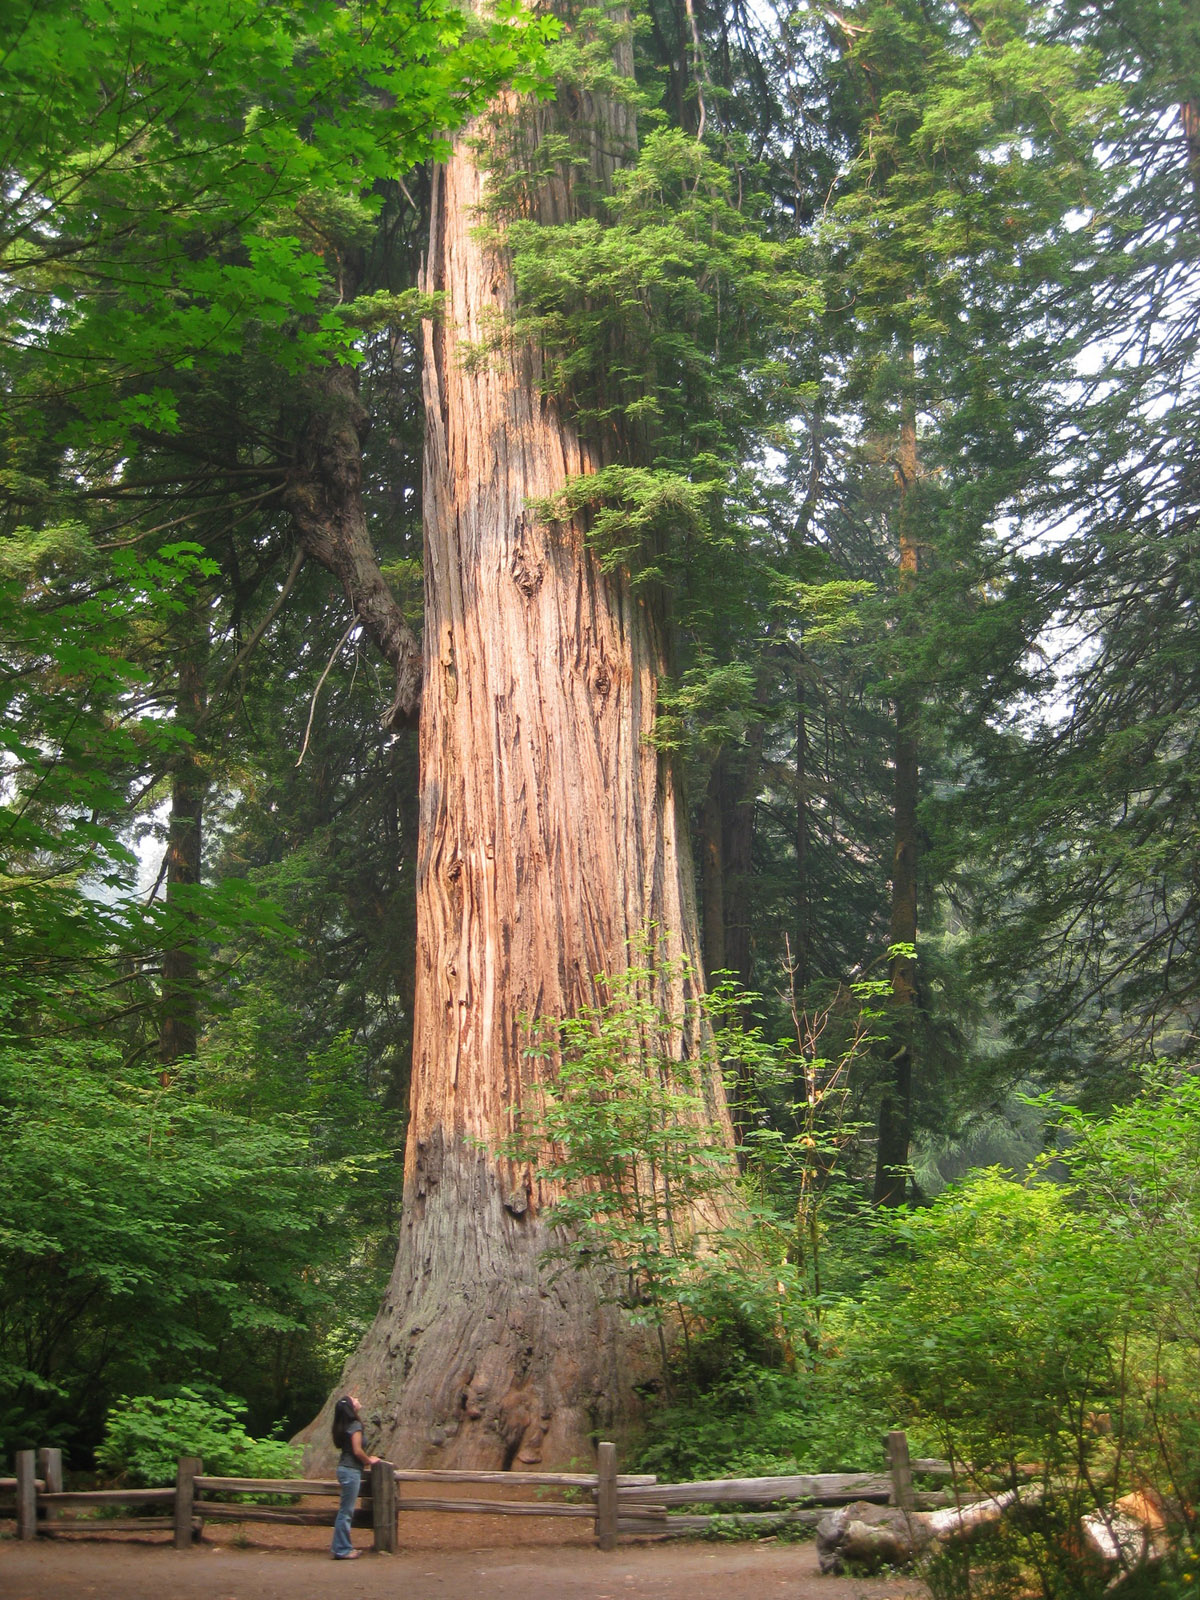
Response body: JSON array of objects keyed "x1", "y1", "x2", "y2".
[
  {"x1": 629, "y1": 1347, "x2": 887, "y2": 1482},
  {"x1": 624, "y1": 1071, "x2": 1200, "y2": 1600},
  {"x1": 96, "y1": 1389, "x2": 300, "y2": 1502}
]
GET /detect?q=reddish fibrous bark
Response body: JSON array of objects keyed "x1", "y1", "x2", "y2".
[{"x1": 298, "y1": 68, "x2": 736, "y2": 1469}]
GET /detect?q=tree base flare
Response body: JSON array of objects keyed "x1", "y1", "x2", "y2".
[{"x1": 297, "y1": 1132, "x2": 656, "y2": 1471}]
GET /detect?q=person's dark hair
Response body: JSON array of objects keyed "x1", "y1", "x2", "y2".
[{"x1": 331, "y1": 1395, "x2": 359, "y2": 1452}]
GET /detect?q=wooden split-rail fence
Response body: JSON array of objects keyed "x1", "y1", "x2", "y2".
[{"x1": 1, "y1": 1431, "x2": 951, "y2": 1551}]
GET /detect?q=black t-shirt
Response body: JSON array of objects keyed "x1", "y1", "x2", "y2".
[{"x1": 338, "y1": 1420, "x2": 363, "y2": 1470}]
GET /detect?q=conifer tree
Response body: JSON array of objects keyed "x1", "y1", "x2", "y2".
[{"x1": 304, "y1": 12, "x2": 762, "y2": 1468}]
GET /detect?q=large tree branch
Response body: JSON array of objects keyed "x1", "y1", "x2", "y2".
[
  {"x1": 1183, "y1": 99, "x2": 1200, "y2": 200},
  {"x1": 283, "y1": 363, "x2": 422, "y2": 730}
]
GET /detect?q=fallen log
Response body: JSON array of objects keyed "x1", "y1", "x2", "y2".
[
  {"x1": 817, "y1": 1501, "x2": 929, "y2": 1572},
  {"x1": 816, "y1": 1489, "x2": 1034, "y2": 1573},
  {"x1": 1081, "y1": 1491, "x2": 1169, "y2": 1570}
]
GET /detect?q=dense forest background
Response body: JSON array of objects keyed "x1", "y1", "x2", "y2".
[{"x1": 1, "y1": 0, "x2": 1197, "y2": 1542}]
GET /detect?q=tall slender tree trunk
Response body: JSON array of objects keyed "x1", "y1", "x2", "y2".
[
  {"x1": 700, "y1": 756, "x2": 727, "y2": 981},
  {"x1": 791, "y1": 399, "x2": 823, "y2": 997},
  {"x1": 873, "y1": 396, "x2": 919, "y2": 1207},
  {"x1": 699, "y1": 731, "x2": 762, "y2": 1163},
  {"x1": 722, "y1": 720, "x2": 763, "y2": 999},
  {"x1": 300, "y1": 58, "x2": 735, "y2": 1470},
  {"x1": 793, "y1": 642, "x2": 811, "y2": 994},
  {"x1": 699, "y1": 726, "x2": 764, "y2": 998},
  {"x1": 159, "y1": 607, "x2": 208, "y2": 1065}
]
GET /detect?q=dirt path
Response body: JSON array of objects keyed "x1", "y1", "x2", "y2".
[{"x1": 1, "y1": 1524, "x2": 925, "y2": 1600}]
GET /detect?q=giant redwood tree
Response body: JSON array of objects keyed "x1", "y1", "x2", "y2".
[{"x1": 298, "y1": 27, "x2": 742, "y2": 1467}]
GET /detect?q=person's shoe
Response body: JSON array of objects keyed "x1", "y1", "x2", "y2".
[{"x1": 333, "y1": 1550, "x2": 361, "y2": 1560}]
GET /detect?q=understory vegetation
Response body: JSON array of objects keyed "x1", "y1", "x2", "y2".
[
  {"x1": 2, "y1": 0, "x2": 1197, "y2": 1592},
  {"x1": 507, "y1": 973, "x2": 1200, "y2": 1599}
]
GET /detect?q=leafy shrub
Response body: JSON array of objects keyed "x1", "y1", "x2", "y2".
[
  {"x1": 503, "y1": 951, "x2": 879, "y2": 1385},
  {"x1": 843, "y1": 1074, "x2": 1200, "y2": 1600},
  {"x1": 96, "y1": 1389, "x2": 300, "y2": 1487},
  {"x1": 849, "y1": 1172, "x2": 1122, "y2": 1478}
]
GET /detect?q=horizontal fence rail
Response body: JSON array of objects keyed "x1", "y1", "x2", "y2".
[
  {"x1": 40, "y1": 1488, "x2": 176, "y2": 1505},
  {"x1": 619, "y1": 1473, "x2": 894, "y2": 1506},
  {"x1": 396, "y1": 1498, "x2": 595, "y2": 1518},
  {"x1": 194, "y1": 1476, "x2": 351, "y2": 1495},
  {"x1": 388, "y1": 1444, "x2": 623, "y2": 1547},
  {"x1": 3, "y1": 1432, "x2": 955, "y2": 1550}
]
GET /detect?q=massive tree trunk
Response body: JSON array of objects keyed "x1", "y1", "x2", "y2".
[{"x1": 299, "y1": 60, "x2": 735, "y2": 1470}]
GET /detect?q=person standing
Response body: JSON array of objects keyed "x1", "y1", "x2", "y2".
[{"x1": 330, "y1": 1393, "x2": 380, "y2": 1559}]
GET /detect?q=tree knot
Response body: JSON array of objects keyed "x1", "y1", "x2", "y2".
[{"x1": 510, "y1": 546, "x2": 544, "y2": 599}]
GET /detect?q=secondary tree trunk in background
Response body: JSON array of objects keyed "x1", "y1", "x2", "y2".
[
  {"x1": 700, "y1": 757, "x2": 727, "y2": 981},
  {"x1": 794, "y1": 643, "x2": 811, "y2": 993},
  {"x1": 159, "y1": 607, "x2": 208, "y2": 1065},
  {"x1": 699, "y1": 735, "x2": 762, "y2": 1162},
  {"x1": 301, "y1": 54, "x2": 736, "y2": 1471},
  {"x1": 699, "y1": 731, "x2": 763, "y2": 998},
  {"x1": 1183, "y1": 99, "x2": 1199, "y2": 194},
  {"x1": 790, "y1": 402, "x2": 823, "y2": 999},
  {"x1": 873, "y1": 399, "x2": 919, "y2": 1207},
  {"x1": 722, "y1": 723, "x2": 763, "y2": 998}
]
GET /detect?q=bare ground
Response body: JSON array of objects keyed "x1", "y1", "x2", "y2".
[{"x1": 0, "y1": 1510, "x2": 926, "y2": 1600}]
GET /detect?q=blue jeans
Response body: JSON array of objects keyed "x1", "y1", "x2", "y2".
[{"x1": 332, "y1": 1463, "x2": 361, "y2": 1556}]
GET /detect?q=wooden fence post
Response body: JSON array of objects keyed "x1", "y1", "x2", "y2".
[
  {"x1": 37, "y1": 1448, "x2": 62, "y2": 1528},
  {"x1": 15, "y1": 1450, "x2": 37, "y2": 1541},
  {"x1": 595, "y1": 1441, "x2": 618, "y2": 1550},
  {"x1": 37, "y1": 1447, "x2": 63, "y2": 1494},
  {"x1": 174, "y1": 1456, "x2": 201, "y2": 1549},
  {"x1": 886, "y1": 1430, "x2": 916, "y2": 1512},
  {"x1": 371, "y1": 1460, "x2": 397, "y2": 1553}
]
